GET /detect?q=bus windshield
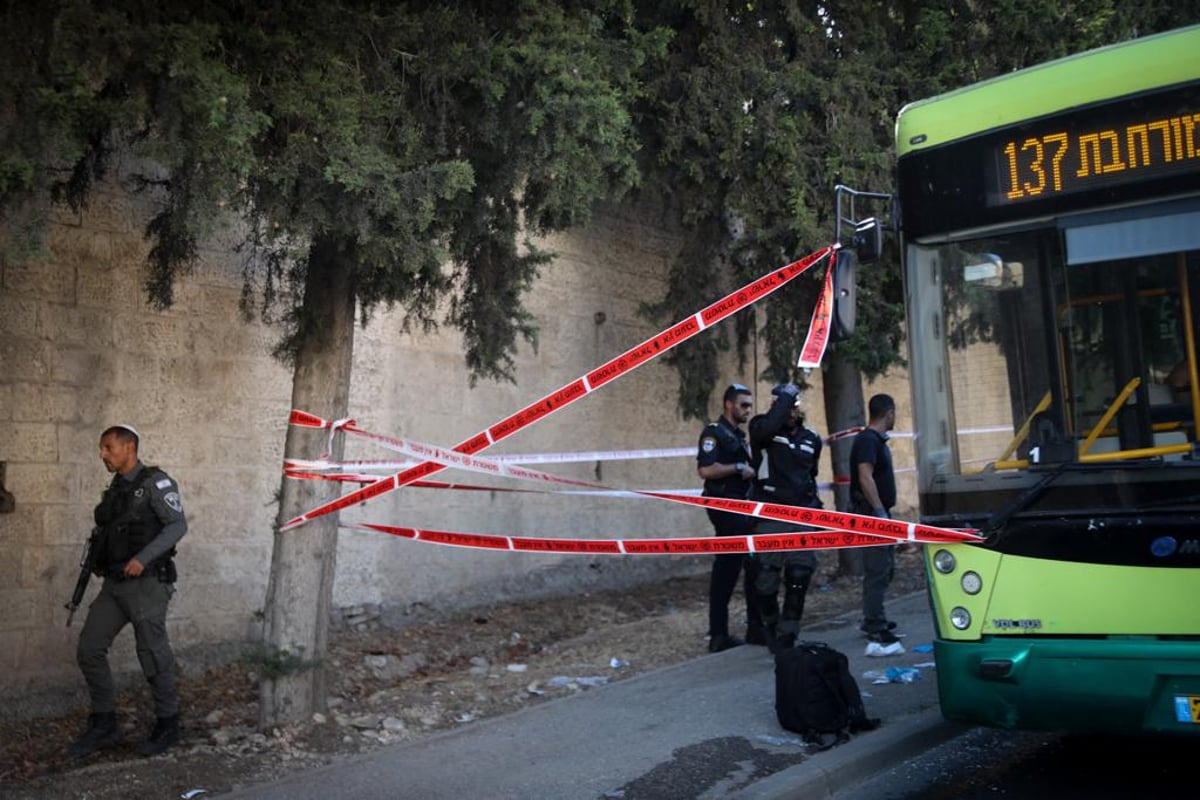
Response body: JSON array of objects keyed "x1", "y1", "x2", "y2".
[{"x1": 906, "y1": 209, "x2": 1200, "y2": 523}]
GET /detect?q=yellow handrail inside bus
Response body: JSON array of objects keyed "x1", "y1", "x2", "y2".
[
  {"x1": 995, "y1": 439, "x2": 1191, "y2": 470},
  {"x1": 1056, "y1": 288, "x2": 1169, "y2": 313},
  {"x1": 1078, "y1": 377, "x2": 1142, "y2": 456},
  {"x1": 997, "y1": 391, "x2": 1053, "y2": 463},
  {"x1": 1096, "y1": 421, "x2": 1182, "y2": 437},
  {"x1": 1079, "y1": 442, "x2": 1192, "y2": 462}
]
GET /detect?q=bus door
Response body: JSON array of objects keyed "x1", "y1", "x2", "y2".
[{"x1": 1059, "y1": 205, "x2": 1200, "y2": 461}]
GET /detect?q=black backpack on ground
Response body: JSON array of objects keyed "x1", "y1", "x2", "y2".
[{"x1": 774, "y1": 640, "x2": 881, "y2": 748}]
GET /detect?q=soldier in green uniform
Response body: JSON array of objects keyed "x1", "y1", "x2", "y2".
[{"x1": 69, "y1": 425, "x2": 187, "y2": 759}]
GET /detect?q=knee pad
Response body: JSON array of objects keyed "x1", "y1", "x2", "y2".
[{"x1": 784, "y1": 563, "x2": 814, "y2": 591}]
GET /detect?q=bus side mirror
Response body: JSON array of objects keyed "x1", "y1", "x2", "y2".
[
  {"x1": 852, "y1": 217, "x2": 883, "y2": 263},
  {"x1": 832, "y1": 249, "x2": 857, "y2": 342},
  {"x1": 854, "y1": 217, "x2": 883, "y2": 263}
]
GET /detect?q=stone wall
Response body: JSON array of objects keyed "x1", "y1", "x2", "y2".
[{"x1": 1, "y1": 187, "x2": 867, "y2": 710}]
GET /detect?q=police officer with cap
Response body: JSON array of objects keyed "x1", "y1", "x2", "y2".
[
  {"x1": 748, "y1": 382, "x2": 823, "y2": 653},
  {"x1": 69, "y1": 425, "x2": 187, "y2": 759},
  {"x1": 697, "y1": 383, "x2": 766, "y2": 652}
]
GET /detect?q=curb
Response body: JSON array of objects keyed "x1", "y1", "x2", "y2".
[{"x1": 729, "y1": 710, "x2": 970, "y2": 800}]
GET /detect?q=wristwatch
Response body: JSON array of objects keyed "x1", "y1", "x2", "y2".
[{"x1": 735, "y1": 461, "x2": 746, "y2": 474}]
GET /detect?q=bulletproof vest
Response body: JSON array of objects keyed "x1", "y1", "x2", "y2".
[
  {"x1": 755, "y1": 428, "x2": 819, "y2": 506},
  {"x1": 93, "y1": 466, "x2": 170, "y2": 572},
  {"x1": 702, "y1": 422, "x2": 752, "y2": 499}
]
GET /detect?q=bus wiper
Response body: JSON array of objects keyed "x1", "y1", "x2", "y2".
[
  {"x1": 1129, "y1": 492, "x2": 1200, "y2": 510},
  {"x1": 982, "y1": 462, "x2": 1071, "y2": 541}
]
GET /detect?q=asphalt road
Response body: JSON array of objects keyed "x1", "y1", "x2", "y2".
[{"x1": 832, "y1": 726, "x2": 1197, "y2": 799}]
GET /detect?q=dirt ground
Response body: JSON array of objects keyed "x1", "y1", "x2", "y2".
[{"x1": 0, "y1": 547, "x2": 927, "y2": 800}]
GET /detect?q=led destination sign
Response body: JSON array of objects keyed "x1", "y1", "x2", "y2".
[
  {"x1": 899, "y1": 82, "x2": 1200, "y2": 239},
  {"x1": 988, "y1": 89, "x2": 1200, "y2": 206}
]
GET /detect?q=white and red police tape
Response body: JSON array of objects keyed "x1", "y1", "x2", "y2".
[
  {"x1": 288, "y1": 410, "x2": 979, "y2": 553},
  {"x1": 279, "y1": 245, "x2": 837, "y2": 532},
  {"x1": 279, "y1": 242, "x2": 981, "y2": 553}
]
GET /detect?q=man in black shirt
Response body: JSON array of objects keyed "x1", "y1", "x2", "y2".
[
  {"x1": 849, "y1": 394, "x2": 900, "y2": 644},
  {"x1": 696, "y1": 383, "x2": 765, "y2": 651}
]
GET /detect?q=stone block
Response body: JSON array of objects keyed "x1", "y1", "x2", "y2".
[
  {"x1": 41, "y1": 505, "x2": 89, "y2": 546},
  {"x1": 58, "y1": 422, "x2": 114, "y2": 467},
  {"x1": 0, "y1": 502, "x2": 44, "y2": 544},
  {"x1": 10, "y1": 384, "x2": 102, "y2": 425},
  {"x1": 45, "y1": 199, "x2": 83, "y2": 226},
  {"x1": 127, "y1": 314, "x2": 190, "y2": 356},
  {"x1": 83, "y1": 191, "x2": 146, "y2": 236},
  {"x1": 75, "y1": 263, "x2": 140, "y2": 309},
  {"x1": 36, "y1": 303, "x2": 119, "y2": 349},
  {"x1": 5, "y1": 462, "x2": 83, "y2": 506},
  {"x1": 23, "y1": 543, "x2": 75, "y2": 588},
  {"x1": 0, "y1": 422, "x2": 58, "y2": 462},
  {"x1": 1, "y1": 257, "x2": 76, "y2": 303},
  {"x1": 109, "y1": 233, "x2": 150, "y2": 268},
  {"x1": 0, "y1": 295, "x2": 39, "y2": 338},
  {"x1": 0, "y1": 588, "x2": 38, "y2": 632},
  {"x1": 0, "y1": 340, "x2": 54, "y2": 382},
  {"x1": 50, "y1": 345, "x2": 117, "y2": 388},
  {"x1": 47, "y1": 225, "x2": 114, "y2": 269},
  {"x1": 196, "y1": 283, "x2": 244, "y2": 320},
  {"x1": 0, "y1": 629, "x2": 22, "y2": 673}
]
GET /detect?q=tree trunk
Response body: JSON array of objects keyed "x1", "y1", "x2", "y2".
[
  {"x1": 822, "y1": 347, "x2": 866, "y2": 578},
  {"x1": 259, "y1": 235, "x2": 357, "y2": 728}
]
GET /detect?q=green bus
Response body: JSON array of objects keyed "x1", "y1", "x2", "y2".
[{"x1": 894, "y1": 25, "x2": 1200, "y2": 735}]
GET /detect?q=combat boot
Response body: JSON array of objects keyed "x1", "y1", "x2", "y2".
[
  {"x1": 707, "y1": 633, "x2": 744, "y2": 653},
  {"x1": 768, "y1": 631, "x2": 796, "y2": 656},
  {"x1": 744, "y1": 624, "x2": 770, "y2": 646},
  {"x1": 67, "y1": 712, "x2": 122, "y2": 759},
  {"x1": 137, "y1": 714, "x2": 180, "y2": 757}
]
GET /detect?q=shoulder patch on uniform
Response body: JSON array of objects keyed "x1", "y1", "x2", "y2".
[
  {"x1": 156, "y1": 478, "x2": 173, "y2": 490},
  {"x1": 701, "y1": 436, "x2": 717, "y2": 453},
  {"x1": 163, "y1": 491, "x2": 183, "y2": 513}
]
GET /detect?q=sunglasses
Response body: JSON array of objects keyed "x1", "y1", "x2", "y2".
[{"x1": 738, "y1": 401, "x2": 753, "y2": 409}]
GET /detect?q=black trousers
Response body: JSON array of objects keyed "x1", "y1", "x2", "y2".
[{"x1": 705, "y1": 507, "x2": 763, "y2": 637}]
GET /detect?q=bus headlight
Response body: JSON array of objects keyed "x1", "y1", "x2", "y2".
[
  {"x1": 961, "y1": 571, "x2": 983, "y2": 595},
  {"x1": 950, "y1": 606, "x2": 972, "y2": 630},
  {"x1": 933, "y1": 549, "x2": 956, "y2": 573}
]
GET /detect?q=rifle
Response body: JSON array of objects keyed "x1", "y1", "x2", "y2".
[{"x1": 65, "y1": 527, "x2": 101, "y2": 627}]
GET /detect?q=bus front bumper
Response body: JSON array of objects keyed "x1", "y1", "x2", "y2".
[{"x1": 935, "y1": 637, "x2": 1200, "y2": 735}]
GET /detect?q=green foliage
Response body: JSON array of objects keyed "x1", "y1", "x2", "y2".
[
  {"x1": 632, "y1": 0, "x2": 1200, "y2": 419},
  {"x1": 5, "y1": 1, "x2": 1198, "y2": 393},
  {"x1": 397, "y1": 0, "x2": 665, "y2": 382},
  {"x1": 0, "y1": 0, "x2": 659, "y2": 382},
  {"x1": 632, "y1": 1, "x2": 888, "y2": 418}
]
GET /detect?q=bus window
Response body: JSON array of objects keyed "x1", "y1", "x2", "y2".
[
  {"x1": 906, "y1": 229, "x2": 1064, "y2": 486},
  {"x1": 1059, "y1": 251, "x2": 1199, "y2": 456}
]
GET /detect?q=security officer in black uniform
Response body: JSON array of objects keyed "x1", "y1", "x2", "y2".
[
  {"x1": 697, "y1": 383, "x2": 766, "y2": 652},
  {"x1": 851, "y1": 393, "x2": 902, "y2": 644},
  {"x1": 69, "y1": 425, "x2": 187, "y2": 759},
  {"x1": 748, "y1": 383, "x2": 823, "y2": 654}
]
